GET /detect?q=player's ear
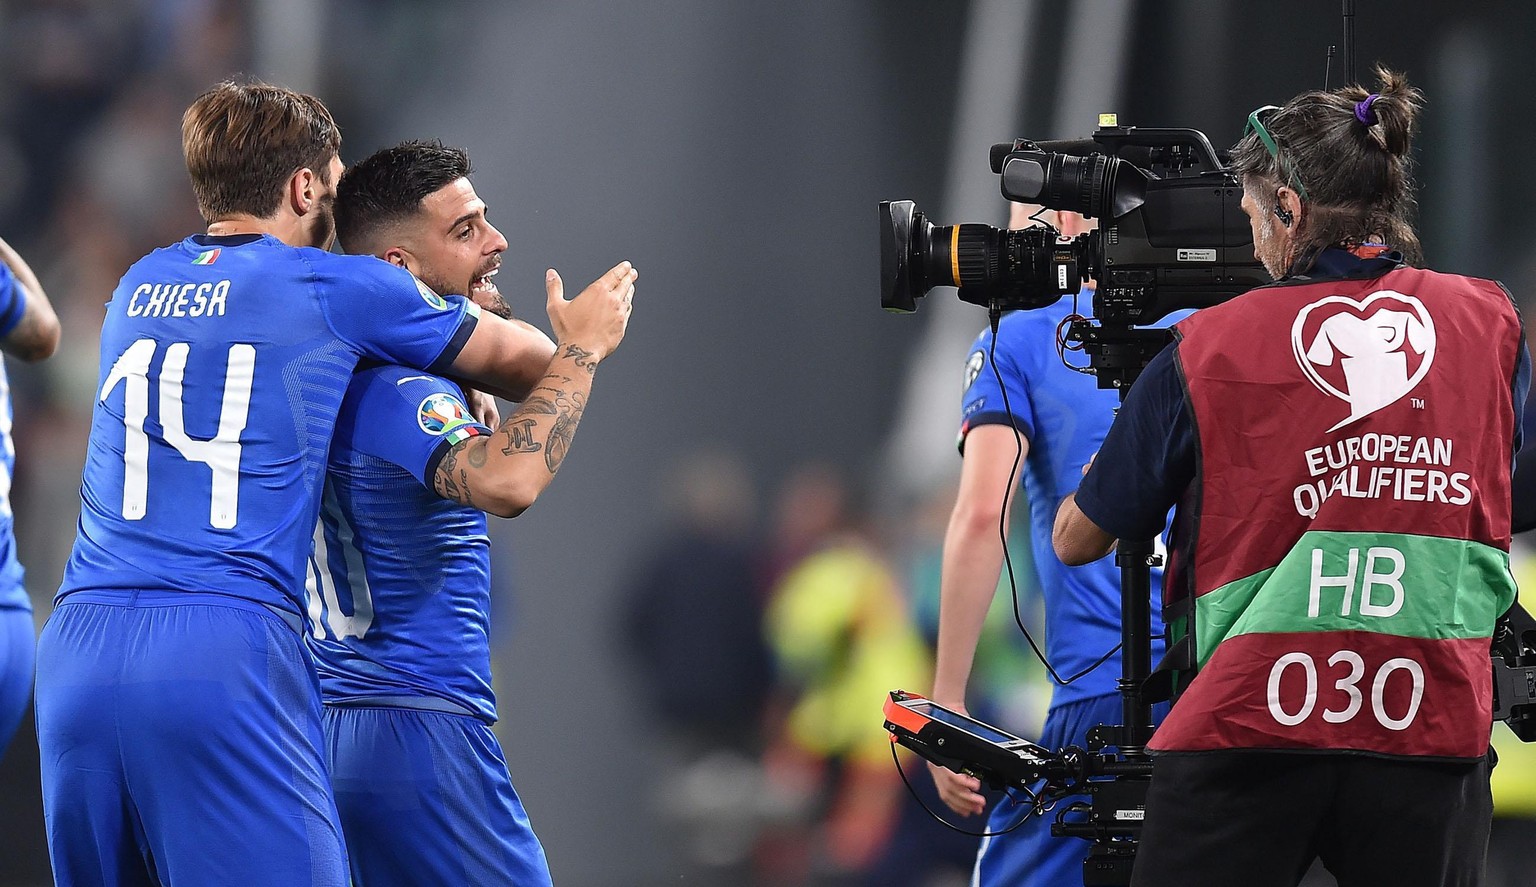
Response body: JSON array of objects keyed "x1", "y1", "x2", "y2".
[
  {"x1": 380, "y1": 247, "x2": 412, "y2": 271},
  {"x1": 287, "y1": 167, "x2": 317, "y2": 216}
]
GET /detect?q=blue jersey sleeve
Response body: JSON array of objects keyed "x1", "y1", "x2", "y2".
[
  {"x1": 339, "y1": 368, "x2": 493, "y2": 491},
  {"x1": 1075, "y1": 342, "x2": 1195, "y2": 540},
  {"x1": 958, "y1": 316, "x2": 1037, "y2": 452},
  {"x1": 305, "y1": 252, "x2": 480, "y2": 374},
  {"x1": 0, "y1": 263, "x2": 24, "y2": 337}
]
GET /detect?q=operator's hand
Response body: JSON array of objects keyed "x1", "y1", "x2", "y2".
[
  {"x1": 545, "y1": 261, "x2": 636, "y2": 363},
  {"x1": 464, "y1": 387, "x2": 500, "y2": 427},
  {"x1": 926, "y1": 702, "x2": 988, "y2": 817}
]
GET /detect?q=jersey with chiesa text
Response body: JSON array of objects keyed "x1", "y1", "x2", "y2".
[
  {"x1": 306, "y1": 364, "x2": 498, "y2": 723},
  {"x1": 59, "y1": 233, "x2": 479, "y2": 619}
]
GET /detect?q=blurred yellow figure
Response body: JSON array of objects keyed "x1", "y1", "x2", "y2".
[
  {"x1": 761, "y1": 531, "x2": 931, "y2": 882},
  {"x1": 768, "y1": 541, "x2": 931, "y2": 767}
]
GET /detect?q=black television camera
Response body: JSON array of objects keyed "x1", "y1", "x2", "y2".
[
  {"x1": 880, "y1": 119, "x2": 1268, "y2": 323},
  {"x1": 877, "y1": 123, "x2": 1267, "y2": 887}
]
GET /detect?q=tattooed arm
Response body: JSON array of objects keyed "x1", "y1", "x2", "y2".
[
  {"x1": 432, "y1": 263, "x2": 633, "y2": 517},
  {"x1": 433, "y1": 346, "x2": 598, "y2": 516}
]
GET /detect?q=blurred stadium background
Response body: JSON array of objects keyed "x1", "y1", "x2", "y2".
[{"x1": 1, "y1": 1, "x2": 1535, "y2": 884}]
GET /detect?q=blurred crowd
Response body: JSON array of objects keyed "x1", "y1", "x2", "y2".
[
  {"x1": 616, "y1": 451, "x2": 1053, "y2": 887},
  {"x1": 0, "y1": 0, "x2": 251, "y2": 605}
]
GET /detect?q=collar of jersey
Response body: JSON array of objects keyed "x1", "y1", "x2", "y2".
[{"x1": 190, "y1": 233, "x2": 266, "y2": 247}]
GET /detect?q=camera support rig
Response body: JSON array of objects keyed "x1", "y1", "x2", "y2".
[
  {"x1": 1056, "y1": 332, "x2": 1164, "y2": 886},
  {"x1": 884, "y1": 690, "x2": 1151, "y2": 886},
  {"x1": 1493, "y1": 601, "x2": 1536, "y2": 740}
]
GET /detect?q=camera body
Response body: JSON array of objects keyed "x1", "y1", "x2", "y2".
[{"x1": 879, "y1": 121, "x2": 1269, "y2": 324}]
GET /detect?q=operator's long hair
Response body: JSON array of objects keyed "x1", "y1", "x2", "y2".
[{"x1": 1230, "y1": 66, "x2": 1424, "y2": 274}]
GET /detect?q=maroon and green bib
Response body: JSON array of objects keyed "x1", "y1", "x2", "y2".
[{"x1": 1153, "y1": 266, "x2": 1522, "y2": 759}]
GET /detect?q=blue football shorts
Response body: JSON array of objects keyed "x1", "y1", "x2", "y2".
[
  {"x1": 324, "y1": 704, "x2": 552, "y2": 887},
  {"x1": 0, "y1": 604, "x2": 34, "y2": 757},
  {"x1": 34, "y1": 591, "x2": 349, "y2": 887}
]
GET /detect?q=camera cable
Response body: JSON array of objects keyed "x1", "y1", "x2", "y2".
[
  {"x1": 890, "y1": 741, "x2": 1051, "y2": 838},
  {"x1": 986, "y1": 306, "x2": 1122, "y2": 688}
]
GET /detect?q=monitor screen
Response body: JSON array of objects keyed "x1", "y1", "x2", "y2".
[{"x1": 905, "y1": 701, "x2": 1022, "y2": 746}]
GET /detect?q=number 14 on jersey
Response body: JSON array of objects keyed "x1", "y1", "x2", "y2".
[{"x1": 100, "y1": 338, "x2": 254, "y2": 529}]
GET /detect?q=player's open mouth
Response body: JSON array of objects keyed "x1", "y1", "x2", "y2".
[{"x1": 470, "y1": 266, "x2": 499, "y2": 295}]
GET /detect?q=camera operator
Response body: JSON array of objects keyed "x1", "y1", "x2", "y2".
[
  {"x1": 928, "y1": 202, "x2": 1170, "y2": 886},
  {"x1": 1053, "y1": 67, "x2": 1530, "y2": 887}
]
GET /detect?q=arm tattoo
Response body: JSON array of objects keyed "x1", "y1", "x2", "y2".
[
  {"x1": 497, "y1": 383, "x2": 561, "y2": 455},
  {"x1": 543, "y1": 390, "x2": 587, "y2": 474},
  {"x1": 563, "y1": 344, "x2": 598, "y2": 375},
  {"x1": 434, "y1": 440, "x2": 473, "y2": 505},
  {"x1": 500, "y1": 418, "x2": 542, "y2": 455}
]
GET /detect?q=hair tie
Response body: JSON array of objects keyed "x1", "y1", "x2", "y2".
[{"x1": 1354, "y1": 94, "x2": 1381, "y2": 126}]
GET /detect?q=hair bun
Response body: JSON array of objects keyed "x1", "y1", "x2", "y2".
[{"x1": 1354, "y1": 94, "x2": 1381, "y2": 127}]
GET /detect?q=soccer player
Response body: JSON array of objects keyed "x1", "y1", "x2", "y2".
[
  {"x1": 33, "y1": 80, "x2": 636, "y2": 886},
  {"x1": 308, "y1": 140, "x2": 632, "y2": 885},
  {"x1": 929, "y1": 204, "x2": 1171, "y2": 886},
  {"x1": 0, "y1": 236, "x2": 60, "y2": 758}
]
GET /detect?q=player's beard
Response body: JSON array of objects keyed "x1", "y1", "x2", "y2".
[
  {"x1": 479, "y1": 295, "x2": 513, "y2": 320},
  {"x1": 418, "y1": 266, "x2": 513, "y2": 320},
  {"x1": 466, "y1": 259, "x2": 513, "y2": 319},
  {"x1": 307, "y1": 205, "x2": 338, "y2": 251}
]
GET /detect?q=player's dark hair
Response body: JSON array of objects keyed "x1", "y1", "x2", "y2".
[
  {"x1": 182, "y1": 79, "x2": 341, "y2": 223},
  {"x1": 334, "y1": 141, "x2": 473, "y2": 255},
  {"x1": 1230, "y1": 65, "x2": 1424, "y2": 273}
]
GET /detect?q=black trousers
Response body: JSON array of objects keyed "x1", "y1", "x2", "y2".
[{"x1": 1130, "y1": 750, "x2": 1493, "y2": 887}]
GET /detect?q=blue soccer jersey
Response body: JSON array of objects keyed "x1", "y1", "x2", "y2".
[
  {"x1": 0, "y1": 265, "x2": 27, "y2": 612},
  {"x1": 308, "y1": 365, "x2": 498, "y2": 722},
  {"x1": 957, "y1": 297, "x2": 1172, "y2": 705},
  {"x1": 0, "y1": 264, "x2": 32, "y2": 759},
  {"x1": 59, "y1": 234, "x2": 480, "y2": 619}
]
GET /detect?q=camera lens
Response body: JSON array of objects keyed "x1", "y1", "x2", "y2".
[{"x1": 880, "y1": 199, "x2": 1081, "y2": 312}]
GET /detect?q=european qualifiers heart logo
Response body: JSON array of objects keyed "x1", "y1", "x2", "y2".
[{"x1": 1290, "y1": 290, "x2": 1437, "y2": 432}]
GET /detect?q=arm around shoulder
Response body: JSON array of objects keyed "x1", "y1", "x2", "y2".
[
  {"x1": 447, "y1": 261, "x2": 634, "y2": 402},
  {"x1": 448, "y1": 313, "x2": 557, "y2": 402}
]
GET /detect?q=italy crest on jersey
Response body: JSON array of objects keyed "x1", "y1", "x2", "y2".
[{"x1": 417, "y1": 393, "x2": 472, "y2": 435}]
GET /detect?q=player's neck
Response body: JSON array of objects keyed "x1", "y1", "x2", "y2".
[
  {"x1": 206, "y1": 217, "x2": 275, "y2": 238},
  {"x1": 206, "y1": 214, "x2": 309, "y2": 247}
]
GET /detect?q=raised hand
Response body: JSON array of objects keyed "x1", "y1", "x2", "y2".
[{"x1": 544, "y1": 260, "x2": 636, "y2": 367}]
